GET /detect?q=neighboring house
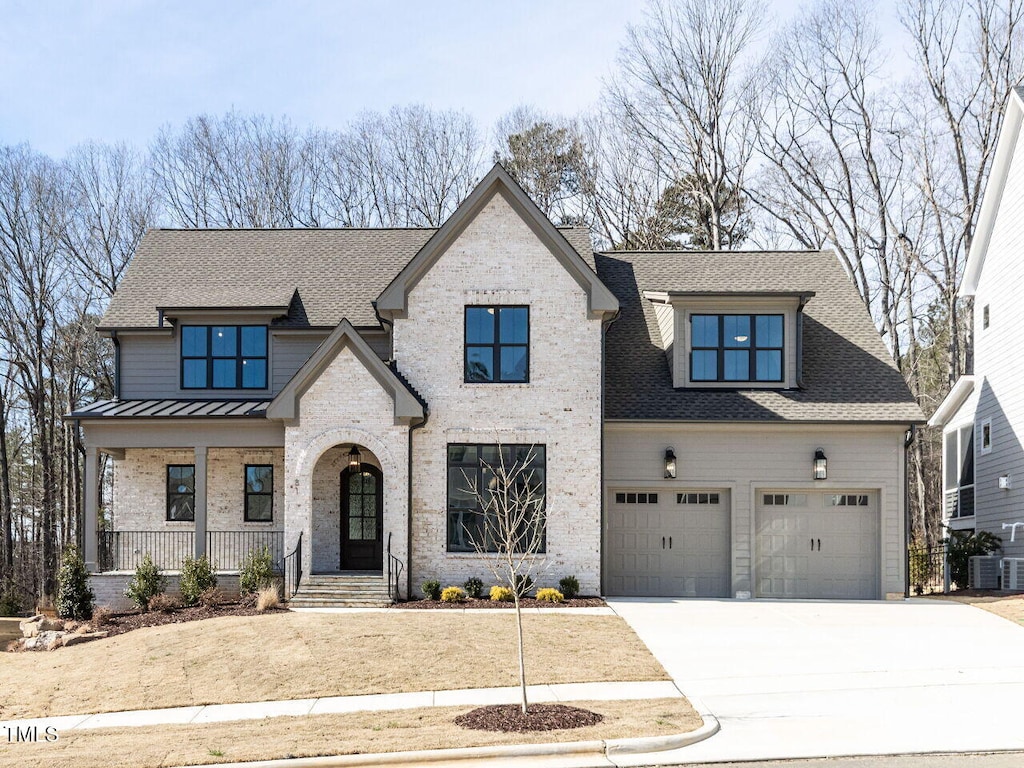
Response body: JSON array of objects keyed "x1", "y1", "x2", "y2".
[
  {"x1": 71, "y1": 164, "x2": 922, "y2": 607},
  {"x1": 930, "y1": 87, "x2": 1024, "y2": 574}
]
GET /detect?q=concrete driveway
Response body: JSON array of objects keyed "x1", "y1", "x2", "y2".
[{"x1": 607, "y1": 598, "x2": 1024, "y2": 763}]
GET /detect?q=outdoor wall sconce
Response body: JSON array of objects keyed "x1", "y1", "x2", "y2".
[
  {"x1": 348, "y1": 445, "x2": 362, "y2": 471},
  {"x1": 664, "y1": 447, "x2": 677, "y2": 479},
  {"x1": 813, "y1": 448, "x2": 827, "y2": 480}
]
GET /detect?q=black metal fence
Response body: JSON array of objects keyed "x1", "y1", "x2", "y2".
[
  {"x1": 98, "y1": 529, "x2": 283, "y2": 572},
  {"x1": 909, "y1": 544, "x2": 947, "y2": 594}
]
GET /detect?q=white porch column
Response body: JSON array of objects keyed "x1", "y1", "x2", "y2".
[
  {"x1": 83, "y1": 445, "x2": 99, "y2": 572},
  {"x1": 194, "y1": 446, "x2": 208, "y2": 559}
]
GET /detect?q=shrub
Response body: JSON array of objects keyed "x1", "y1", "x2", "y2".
[
  {"x1": 91, "y1": 607, "x2": 112, "y2": 626},
  {"x1": 124, "y1": 554, "x2": 165, "y2": 611},
  {"x1": 513, "y1": 574, "x2": 534, "y2": 597},
  {"x1": 199, "y1": 586, "x2": 227, "y2": 608},
  {"x1": 180, "y1": 555, "x2": 218, "y2": 606},
  {"x1": 440, "y1": 586, "x2": 466, "y2": 603},
  {"x1": 255, "y1": 584, "x2": 280, "y2": 612},
  {"x1": 945, "y1": 530, "x2": 1002, "y2": 589},
  {"x1": 239, "y1": 546, "x2": 275, "y2": 595},
  {"x1": 0, "y1": 582, "x2": 22, "y2": 617},
  {"x1": 56, "y1": 545, "x2": 94, "y2": 620},
  {"x1": 463, "y1": 577, "x2": 484, "y2": 599},
  {"x1": 535, "y1": 588, "x2": 564, "y2": 603},
  {"x1": 558, "y1": 575, "x2": 580, "y2": 600},
  {"x1": 148, "y1": 592, "x2": 181, "y2": 613},
  {"x1": 489, "y1": 585, "x2": 514, "y2": 602},
  {"x1": 421, "y1": 579, "x2": 442, "y2": 600}
]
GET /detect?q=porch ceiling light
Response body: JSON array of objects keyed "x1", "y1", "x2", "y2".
[
  {"x1": 348, "y1": 445, "x2": 362, "y2": 471},
  {"x1": 813, "y1": 448, "x2": 827, "y2": 480},
  {"x1": 664, "y1": 447, "x2": 677, "y2": 479}
]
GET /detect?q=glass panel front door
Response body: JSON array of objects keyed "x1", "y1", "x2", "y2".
[{"x1": 340, "y1": 464, "x2": 383, "y2": 570}]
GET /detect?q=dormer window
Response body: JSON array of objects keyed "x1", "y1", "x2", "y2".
[
  {"x1": 181, "y1": 325, "x2": 268, "y2": 389},
  {"x1": 690, "y1": 314, "x2": 784, "y2": 383}
]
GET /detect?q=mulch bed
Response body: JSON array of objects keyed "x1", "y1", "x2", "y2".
[
  {"x1": 396, "y1": 597, "x2": 605, "y2": 610},
  {"x1": 455, "y1": 703, "x2": 604, "y2": 732},
  {"x1": 98, "y1": 602, "x2": 287, "y2": 637}
]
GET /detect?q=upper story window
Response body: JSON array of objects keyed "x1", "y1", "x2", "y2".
[
  {"x1": 464, "y1": 306, "x2": 529, "y2": 383},
  {"x1": 181, "y1": 326, "x2": 268, "y2": 389},
  {"x1": 690, "y1": 314, "x2": 783, "y2": 383}
]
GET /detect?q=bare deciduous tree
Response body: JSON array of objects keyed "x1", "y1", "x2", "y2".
[{"x1": 460, "y1": 443, "x2": 546, "y2": 714}]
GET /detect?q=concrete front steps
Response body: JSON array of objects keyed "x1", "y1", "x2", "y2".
[{"x1": 288, "y1": 572, "x2": 393, "y2": 608}]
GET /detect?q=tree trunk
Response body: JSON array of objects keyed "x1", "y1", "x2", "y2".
[{"x1": 514, "y1": 591, "x2": 528, "y2": 714}]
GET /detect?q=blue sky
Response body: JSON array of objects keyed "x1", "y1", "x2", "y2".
[{"x1": 1, "y1": 0, "x2": 903, "y2": 157}]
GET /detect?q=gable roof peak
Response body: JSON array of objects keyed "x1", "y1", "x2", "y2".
[{"x1": 375, "y1": 163, "x2": 618, "y2": 319}]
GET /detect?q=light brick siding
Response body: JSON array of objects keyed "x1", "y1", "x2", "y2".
[
  {"x1": 90, "y1": 573, "x2": 242, "y2": 612},
  {"x1": 284, "y1": 344, "x2": 410, "y2": 589},
  {"x1": 393, "y1": 192, "x2": 604, "y2": 595},
  {"x1": 112, "y1": 448, "x2": 285, "y2": 531}
]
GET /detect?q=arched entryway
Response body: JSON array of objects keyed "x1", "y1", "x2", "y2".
[{"x1": 340, "y1": 463, "x2": 383, "y2": 570}]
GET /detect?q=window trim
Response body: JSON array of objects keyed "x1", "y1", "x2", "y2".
[
  {"x1": 166, "y1": 464, "x2": 196, "y2": 522},
  {"x1": 243, "y1": 464, "x2": 274, "y2": 522},
  {"x1": 180, "y1": 325, "x2": 269, "y2": 390},
  {"x1": 463, "y1": 306, "x2": 530, "y2": 384},
  {"x1": 446, "y1": 443, "x2": 546, "y2": 553},
  {"x1": 689, "y1": 313, "x2": 784, "y2": 383}
]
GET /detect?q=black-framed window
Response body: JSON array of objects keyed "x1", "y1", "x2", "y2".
[
  {"x1": 244, "y1": 465, "x2": 273, "y2": 522},
  {"x1": 464, "y1": 306, "x2": 529, "y2": 383},
  {"x1": 690, "y1": 314, "x2": 784, "y2": 382},
  {"x1": 181, "y1": 325, "x2": 268, "y2": 389},
  {"x1": 167, "y1": 465, "x2": 195, "y2": 521},
  {"x1": 447, "y1": 443, "x2": 545, "y2": 553}
]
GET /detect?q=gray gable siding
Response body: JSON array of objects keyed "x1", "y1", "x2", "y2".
[{"x1": 971, "y1": 120, "x2": 1024, "y2": 558}]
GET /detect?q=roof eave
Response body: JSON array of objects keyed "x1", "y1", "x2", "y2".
[{"x1": 927, "y1": 375, "x2": 977, "y2": 428}]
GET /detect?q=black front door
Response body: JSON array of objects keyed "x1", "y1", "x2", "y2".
[{"x1": 340, "y1": 465, "x2": 383, "y2": 570}]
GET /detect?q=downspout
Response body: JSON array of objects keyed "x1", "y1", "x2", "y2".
[
  {"x1": 408, "y1": 411, "x2": 428, "y2": 600},
  {"x1": 904, "y1": 425, "x2": 916, "y2": 599},
  {"x1": 599, "y1": 308, "x2": 620, "y2": 597},
  {"x1": 110, "y1": 330, "x2": 121, "y2": 401}
]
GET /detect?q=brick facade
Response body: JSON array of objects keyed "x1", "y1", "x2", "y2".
[{"x1": 393, "y1": 192, "x2": 604, "y2": 595}]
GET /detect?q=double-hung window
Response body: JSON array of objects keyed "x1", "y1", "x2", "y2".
[
  {"x1": 167, "y1": 465, "x2": 196, "y2": 521},
  {"x1": 464, "y1": 306, "x2": 529, "y2": 382},
  {"x1": 181, "y1": 325, "x2": 268, "y2": 389},
  {"x1": 690, "y1": 314, "x2": 783, "y2": 383},
  {"x1": 446, "y1": 444, "x2": 546, "y2": 552},
  {"x1": 244, "y1": 465, "x2": 273, "y2": 522}
]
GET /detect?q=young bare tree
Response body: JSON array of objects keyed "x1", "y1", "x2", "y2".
[
  {"x1": 459, "y1": 444, "x2": 546, "y2": 715},
  {"x1": 609, "y1": 0, "x2": 763, "y2": 250}
]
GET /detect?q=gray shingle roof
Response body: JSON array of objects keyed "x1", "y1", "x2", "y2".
[
  {"x1": 101, "y1": 227, "x2": 596, "y2": 329},
  {"x1": 596, "y1": 250, "x2": 924, "y2": 423}
]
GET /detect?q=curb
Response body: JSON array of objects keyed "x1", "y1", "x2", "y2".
[{"x1": 183, "y1": 713, "x2": 721, "y2": 768}]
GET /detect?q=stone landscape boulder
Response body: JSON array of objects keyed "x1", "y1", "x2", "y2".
[{"x1": 19, "y1": 615, "x2": 65, "y2": 638}]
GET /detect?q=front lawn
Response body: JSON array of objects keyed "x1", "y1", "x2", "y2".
[
  {"x1": 0, "y1": 611, "x2": 668, "y2": 719},
  {"x1": 922, "y1": 591, "x2": 1024, "y2": 626},
  {"x1": 0, "y1": 698, "x2": 700, "y2": 768}
]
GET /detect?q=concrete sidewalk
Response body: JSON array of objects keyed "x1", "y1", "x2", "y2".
[{"x1": 0, "y1": 680, "x2": 682, "y2": 733}]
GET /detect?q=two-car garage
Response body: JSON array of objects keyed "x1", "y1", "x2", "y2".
[{"x1": 605, "y1": 487, "x2": 881, "y2": 600}]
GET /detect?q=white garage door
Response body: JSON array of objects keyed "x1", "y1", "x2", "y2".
[
  {"x1": 606, "y1": 489, "x2": 730, "y2": 597},
  {"x1": 755, "y1": 491, "x2": 880, "y2": 599}
]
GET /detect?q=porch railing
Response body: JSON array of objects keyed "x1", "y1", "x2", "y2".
[
  {"x1": 909, "y1": 543, "x2": 947, "y2": 595},
  {"x1": 206, "y1": 530, "x2": 284, "y2": 571},
  {"x1": 97, "y1": 529, "x2": 283, "y2": 572},
  {"x1": 283, "y1": 532, "x2": 303, "y2": 598},
  {"x1": 386, "y1": 532, "x2": 404, "y2": 602},
  {"x1": 945, "y1": 485, "x2": 975, "y2": 519},
  {"x1": 98, "y1": 530, "x2": 194, "y2": 572}
]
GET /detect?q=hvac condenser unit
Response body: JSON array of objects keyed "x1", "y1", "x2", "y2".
[
  {"x1": 969, "y1": 556, "x2": 1002, "y2": 589},
  {"x1": 1002, "y1": 558, "x2": 1024, "y2": 590}
]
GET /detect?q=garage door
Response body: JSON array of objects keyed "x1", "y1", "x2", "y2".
[
  {"x1": 606, "y1": 489, "x2": 730, "y2": 597},
  {"x1": 755, "y1": 491, "x2": 879, "y2": 599}
]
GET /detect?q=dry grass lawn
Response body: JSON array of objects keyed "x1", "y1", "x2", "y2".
[
  {"x1": 0, "y1": 698, "x2": 700, "y2": 768},
  {"x1": 923, "y1": 591, "x2": 1024, "y2": 626},
  {"x1": 0, "y1": 612, "x2": 667, "y2": 719}
]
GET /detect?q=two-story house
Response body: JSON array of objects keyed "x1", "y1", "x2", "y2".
[
  {"x1": 931, "y1": 87, "x2": 1024, "y2": 588},
  {"x1": 71, "y1": 164, "x2": 922, "y2": 607}
]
